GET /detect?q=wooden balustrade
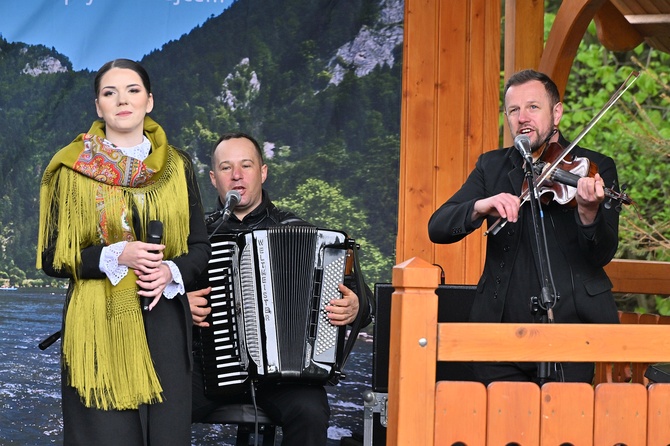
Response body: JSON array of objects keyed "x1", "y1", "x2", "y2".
[{"x1": 386, "y1": 257, "x2": 670, "y2": 446}]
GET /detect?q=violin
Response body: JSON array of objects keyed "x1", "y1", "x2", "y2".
[
  {"x1": 485, "y1": 71, "x2": 639, "y2": 236},
  {"x1": 525, "y1": 141, "x2": 633, "y2": 210}
]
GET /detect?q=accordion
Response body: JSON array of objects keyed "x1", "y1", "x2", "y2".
[{"x1": 199, "y1": 226, "x2": 353, "y2": 396}]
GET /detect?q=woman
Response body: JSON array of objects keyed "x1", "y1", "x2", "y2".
[{"x1": 36, "y1": 59, "x2": 210, "y2": 445}]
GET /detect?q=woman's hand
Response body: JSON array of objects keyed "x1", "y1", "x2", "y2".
[
  {"x1": 118, "y1": 241, "x2": 165, "y2": 273},
  {"x1": 135, "y1": 263, "x2": 173, "y2": 310},
  {"x1": 118, "y1": 241, "x2": 170, "y2": 310}
]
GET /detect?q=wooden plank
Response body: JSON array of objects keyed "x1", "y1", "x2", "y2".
[
  {"x1": 504, "y1": 0, "x2": 544, "y2": 74},
  {"x1": 431, "y1": 0, "x2": 500, "y2": 284},
  {"x1": 605, "y1": 258, "x2": 670, "y2": 295},
  {"x1": 437, "y1": 323, "x2": 670, "y2": 362},
  {"x1": 647, "y1": 383, "x2": 670, "y2": 445},
  {"x1": 432, "y1": 0, "x2": 470, "y2": 283},
  {"x1": 396, "y1": 0, "x2": 439, "y2": 264},
  {"x1": 635, "y1": 313, "x2": 662, "y2": 383},
  {"x1": 434, "y1": 381, "x2": 487, "y2": 444},
  {"x1": 486, "y1": 382, "x2": 540, "y2": 445},
  {"x1": 465, "y1": 0, "x2": 500, "y2": 283},
  {"x1": 593, "y1": 383, "x2": 647, "y2": 445},
  {"x1": 540, "y1": 383, "x2": 594, "y2": 446}
]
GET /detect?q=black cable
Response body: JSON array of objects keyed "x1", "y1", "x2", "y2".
[{"x1": 249, "y1": 380, "x2": 260, "y2": 446}]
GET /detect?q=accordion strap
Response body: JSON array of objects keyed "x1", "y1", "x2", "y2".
[{"x1": 330, "y1": 241, "x2": 373, "y2": 384}]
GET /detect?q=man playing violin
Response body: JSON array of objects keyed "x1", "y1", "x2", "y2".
[{"x1": 428, "y1": 69, "x2": 620, "y2": 385}]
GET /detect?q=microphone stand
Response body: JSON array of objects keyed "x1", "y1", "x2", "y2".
[{"x1": 521, "y1": 155, "x2": 559, "y2": 385}]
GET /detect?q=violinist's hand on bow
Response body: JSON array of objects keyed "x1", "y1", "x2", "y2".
[
  {"x1": 472, "y1": 193, "x2": 521, "y2": 223},
  {"x1": 325, "y1": 284, "x2": 359, "y2": 326},
  {"x1": 575, "y1": 172, "x2": 606, "y2": 225}
]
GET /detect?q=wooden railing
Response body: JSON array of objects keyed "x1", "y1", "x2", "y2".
[
  {"x1": 386, "y1": 257, "x2": 670, "y2": 446},
  {"x1": 604, "y1": 258, "x2": 670, "y2": 295}
]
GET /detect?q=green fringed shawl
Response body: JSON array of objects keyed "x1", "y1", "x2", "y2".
[{"x1": 36, "y1": 116, "x2": 191, "y2": 410}]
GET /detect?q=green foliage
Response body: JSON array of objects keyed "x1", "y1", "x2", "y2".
[
  {"x1": 552, "y1": 18, "x2": 670, "y2": 314},
  {"x1": 274, "y1": 178, "x2": 393, "y2": 283}
]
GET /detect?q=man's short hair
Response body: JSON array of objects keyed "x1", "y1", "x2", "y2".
[
  {"x1": 211, "y1": 132, "x2": 264, "y2": 168},
  {"x1": 503, "y1": 69, "x2": 561, "y2": 107}
]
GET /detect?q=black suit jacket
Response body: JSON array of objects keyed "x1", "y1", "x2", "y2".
[{"x1": 428, "y1": 135, "x2": 620, "y2": 324}]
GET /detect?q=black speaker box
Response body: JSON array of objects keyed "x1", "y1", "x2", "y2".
[
  {"x1": 372, "y1": 283, "x2": 476, "y2": 393},
  {"x1": 645, "y1": 362, "x2": 670, "y2": 383}
]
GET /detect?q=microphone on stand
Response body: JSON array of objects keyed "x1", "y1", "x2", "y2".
[
  {"x1": 143, "y1": 220, "x2": 163, "y2": 312},
  {"x1": 514, "y1": 134, "x2": 533, "y2": 163},
  {"x1": 221, "y1": 190, "x2": 241, "y2": 222},
  {"x1": 205, "y1": 190, "x2": 241, "y2": 225}
]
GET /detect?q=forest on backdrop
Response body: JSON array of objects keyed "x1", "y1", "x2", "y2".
[{"x1": 0, "y1": 0, "x2": 668, "y2": 313}]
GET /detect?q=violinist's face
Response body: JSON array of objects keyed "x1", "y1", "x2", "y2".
[{"x1": 504, "y1": 80, "x2": 563, "y2": 153}]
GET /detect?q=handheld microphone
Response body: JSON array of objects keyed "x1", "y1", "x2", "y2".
[
  {"x1": 514, "y1": 134, "x2": 533, "y2": 162},
  {"x1": 143, "y1": 220, "x2": 163, "y2": 312}
]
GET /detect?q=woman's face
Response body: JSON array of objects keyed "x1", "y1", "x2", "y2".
[{"x1": 95, "y1": 67, "x2": 153, "y2": 145}]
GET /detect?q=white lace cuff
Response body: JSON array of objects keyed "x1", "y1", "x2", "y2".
[
  {"x1": 163, "y1": 260, "x2": 184, "y2": 299},
  {"x1": 100, "y1": 241, "x2": 129, "y2": 286}
]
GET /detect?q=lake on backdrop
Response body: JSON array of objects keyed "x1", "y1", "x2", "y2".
[{"x1": 0, "y1": 288, "x2": 374, "y2": 445}]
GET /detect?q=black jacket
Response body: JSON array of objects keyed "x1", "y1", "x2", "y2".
[{"x1": 428, "y1": 135, "x2": 620, "y2": 324}]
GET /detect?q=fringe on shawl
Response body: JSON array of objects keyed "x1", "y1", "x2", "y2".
[{"x1": 63, "y1": 277, "x2": 164, "y2": 410}]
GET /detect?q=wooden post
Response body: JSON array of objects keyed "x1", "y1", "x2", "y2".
[{"x1": 386, "y1": 257, "x2": 440, "y2": 445}]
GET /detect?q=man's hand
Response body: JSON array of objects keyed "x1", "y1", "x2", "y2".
[
  {"x1": 575, "y1": 172, "x2": 606, "y2": 225},
  {"x1": 325, "y1": 284, "x2": 360, "y2": 326},
  {"x1": 472, "y1": 192, "x2": 521, "y2": 222},
  {"x1": 188, "y1": 287, "x2": 212, "y2": 327}
]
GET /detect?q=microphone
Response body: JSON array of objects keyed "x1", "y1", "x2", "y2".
[
  {"x1": 143, "y1": 220, "x2": 163, "y2": 312},
  {"x1": 221, "y1": 190, "x2": 241, "y2": 222},
  {"x1": 514, "y1": 134, "x2": 533, "y2": 162},
  {"x1": 205, "y1": 190, "x2": 241, "y2": 225}
]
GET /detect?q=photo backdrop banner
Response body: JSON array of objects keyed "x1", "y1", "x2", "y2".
[{"x1": 0, "y1": 1, "x2": 403, "y2": 444}]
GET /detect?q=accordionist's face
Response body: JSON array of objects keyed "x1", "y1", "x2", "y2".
[{"x1": 210, "y1": 137, "x2": 268, "y2": 220}]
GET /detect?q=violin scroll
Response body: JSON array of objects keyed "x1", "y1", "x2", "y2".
[{"x1": 604, "y1": 183, "x2": 633, "y2": 212}]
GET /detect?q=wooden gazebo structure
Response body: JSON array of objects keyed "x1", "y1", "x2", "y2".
[
  {"x1": 396, "y1": 0, "x2": 670, "y2": 292},
  {"x1": 387, "y1": 4, "x2": 670, "y2": 443}
]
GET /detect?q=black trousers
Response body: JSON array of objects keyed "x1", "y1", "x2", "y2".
[
  {"x1": 472, "y1": 361, "x2": 595, "y2": 386},
  {"x1": 192, "y1": 364, "x2": 330, "y2": 446}
]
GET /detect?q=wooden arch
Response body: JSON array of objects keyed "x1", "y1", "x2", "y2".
[{"x1": 396, "y1": 0, "x2": 670, "y2": 291}]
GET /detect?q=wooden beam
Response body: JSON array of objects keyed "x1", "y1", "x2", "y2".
[
  {"x1": 396, "y1": 0, "x2": 439, "y2": 265},
  {"x1": 387, "y1": 257, "x2": 440, "y2": 446},
  {"x1": 605, "y1": 258, "x2": 670, "y2": 295},
  {"x1": 626, "y1": 14, "x2": 670, "y2": 26},
  {"x1": 594, "y1": 1, "x2": 644, "y2": 52},
  {"x1": 503, "y1": 0, "x2": 545, "y2": 74},
  {"x1": 438, "y1": 322, "x2": 670, "y2": 362},
  {"x1": 503, "y1": 0, "x2": 546, "y2": 174},
  {"x1": 539, "y1": 0, "x2": 609, "y2": 96}
]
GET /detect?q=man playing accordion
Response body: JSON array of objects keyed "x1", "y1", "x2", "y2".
[{"x1": 188, "y1": 132, "x2": 373, "y2": 446}]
